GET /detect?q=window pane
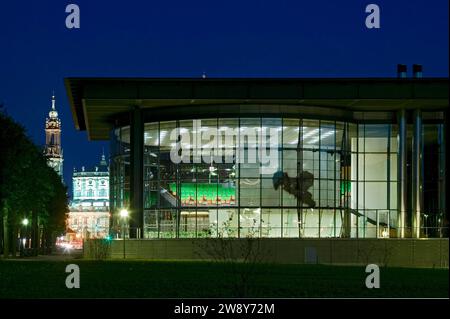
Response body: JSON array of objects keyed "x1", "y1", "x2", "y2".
[{"x1": 239, "y1": 178, "x2": 260, "y2": 206}]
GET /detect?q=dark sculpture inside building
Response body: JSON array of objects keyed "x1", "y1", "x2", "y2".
[{"x1": 272, "y1": 171, "x2": 316, "y2": 207}]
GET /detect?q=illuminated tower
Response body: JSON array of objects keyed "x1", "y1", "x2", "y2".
[{"x1": 44, "y1": 94, "x2": 64, "y2": 181}]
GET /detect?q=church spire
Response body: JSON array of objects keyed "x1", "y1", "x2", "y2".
[
  {"x1": 49, "y1": 93, "x2": 58, "y2": 119},
  {"x1": 51, "y1": 91, "x2": 56, "y2": 110},
  {"x1": 99, "y1": 148, "x2": 107, "y2": 167},
  {"x1": 44, "y1": 91, "x2": 64, "y2": 182}
]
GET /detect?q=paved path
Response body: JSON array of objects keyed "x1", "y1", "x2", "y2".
[{"x1": 2, "y1": 251, "x2": 83, "y2": 261}]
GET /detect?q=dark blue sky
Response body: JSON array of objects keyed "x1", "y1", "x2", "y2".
[{"x1": 0, "y1": 0, "x2": 448, "y2": 195}]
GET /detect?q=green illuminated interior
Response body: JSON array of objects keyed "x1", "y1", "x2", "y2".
[{"x1": 169, "y1": 183, "x2": 235, "y2": 203}]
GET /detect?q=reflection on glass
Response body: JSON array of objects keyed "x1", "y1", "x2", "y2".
[{"x1": 110, "y1": 118, "x2": 408, "y2": 239}]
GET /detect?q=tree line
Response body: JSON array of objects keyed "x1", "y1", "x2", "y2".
[{"x1": 0, "y1": 109, "x2": 68, "y2": 257}]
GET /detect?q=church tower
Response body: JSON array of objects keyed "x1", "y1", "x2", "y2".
[{"x1": 44, "y1": 94, "x2": 64, "y2": 181}]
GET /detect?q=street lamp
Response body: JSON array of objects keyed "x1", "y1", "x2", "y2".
[
  {"x1": 119, "y1": 209, "x2": 129, "y2": 259},
  {"x1": 21, "y1": 218, "x2": 29, "y2": 257}
]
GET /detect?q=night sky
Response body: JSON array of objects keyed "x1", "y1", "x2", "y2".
[{"x1": 0, "y1": 0, "x2": 448, "y2": 196}]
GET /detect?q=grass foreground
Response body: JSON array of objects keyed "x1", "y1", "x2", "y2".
[{"x1": 0, "y1": 259, "x2": 448, "y2": 298}]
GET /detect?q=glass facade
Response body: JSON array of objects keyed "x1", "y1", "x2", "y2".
[
  {"x1": 422, "y1": 123, "x2": 446, "y2": 237},
  {"x1": 110, "y1": 116, "x2": 446, "y2": 239}
]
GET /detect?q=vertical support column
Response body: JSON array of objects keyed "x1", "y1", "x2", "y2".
[
  {"x1": 438, "y1": 112, "x2": 447, "y2": 237},
  {"x1": 108, "y1": 129, "x2": 115, "y2": 238},
  {"x1": 296, "y1": 119, "x2": 304, "y2": 238},
  {"x1": 130, "y1": 106, "x2": 144, "y2": 238},
  {"x1": 342, "y1": 122, "x2": 351, "y2": 238},
  {"x1": 397, "y1": 109, "x2": 408, "y2": 238},
  {"x1": 412, "y1": 110, "x2": 423, "y2": 238}
]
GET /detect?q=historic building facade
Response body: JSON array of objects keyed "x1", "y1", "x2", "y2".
[
  {"x1": 44, "y1": 95, "x2": 64, "y2": 180},
  {"x1": 66, "y1": 154, "x2": 110, "y2": 239}
]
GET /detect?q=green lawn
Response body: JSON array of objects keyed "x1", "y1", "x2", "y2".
[{"x1": 0, "y1": 260, "x2": 448, "y2": 298}]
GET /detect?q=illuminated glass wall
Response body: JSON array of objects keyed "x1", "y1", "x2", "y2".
[
  {"x1": 109, "y1": 116, "x2": 446, "y2": 239},
  {"x1": 422, "y1": 123, "x2": 446, "y2": 237},
  {"x1": 110, "y1": 126, "x2": 130, "y2": 237}
]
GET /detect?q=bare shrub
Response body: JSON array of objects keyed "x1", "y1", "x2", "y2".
[
  {"x1": 85, "y1": 238, "x2": 111, "y2": 260},
  {"x1": 194, "y1": 217, "x2": 272, "y2": 297}
]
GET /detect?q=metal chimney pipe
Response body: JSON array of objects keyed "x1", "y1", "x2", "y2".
[
  {"x1": 413, "y1": 64, "x2": 423, "y2": 78},
  {"x1": 397, "y1": 64, "x2": 407, "y2": 78}
]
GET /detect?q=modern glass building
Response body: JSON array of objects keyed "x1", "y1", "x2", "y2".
[{"x1": 66, "y1": 77, "x2": 448, "y2": 240}]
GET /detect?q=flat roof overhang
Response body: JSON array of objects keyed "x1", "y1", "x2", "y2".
[{"x1": 65, "y1": 77, "x2": 449, "y2": 140}]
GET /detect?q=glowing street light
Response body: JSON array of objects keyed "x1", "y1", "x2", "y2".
[
  {"x1": 119, "y1": 209, "x2": 129, "y2": 219},
  {"x1": 21, "y1": 218, "x2": 29, "y2": 257},
  {"x1": 119, "y1": 209, "x2": 129, "y2": 259}
]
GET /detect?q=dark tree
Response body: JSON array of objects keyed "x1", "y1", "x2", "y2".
[{"x1": 0, "y1": 111, "x2": 68, "y2": 257}]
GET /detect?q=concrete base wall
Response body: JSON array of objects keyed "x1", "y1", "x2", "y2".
[{"x1": 84, "y1": 238, "x2": 449, "y2": 268}]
